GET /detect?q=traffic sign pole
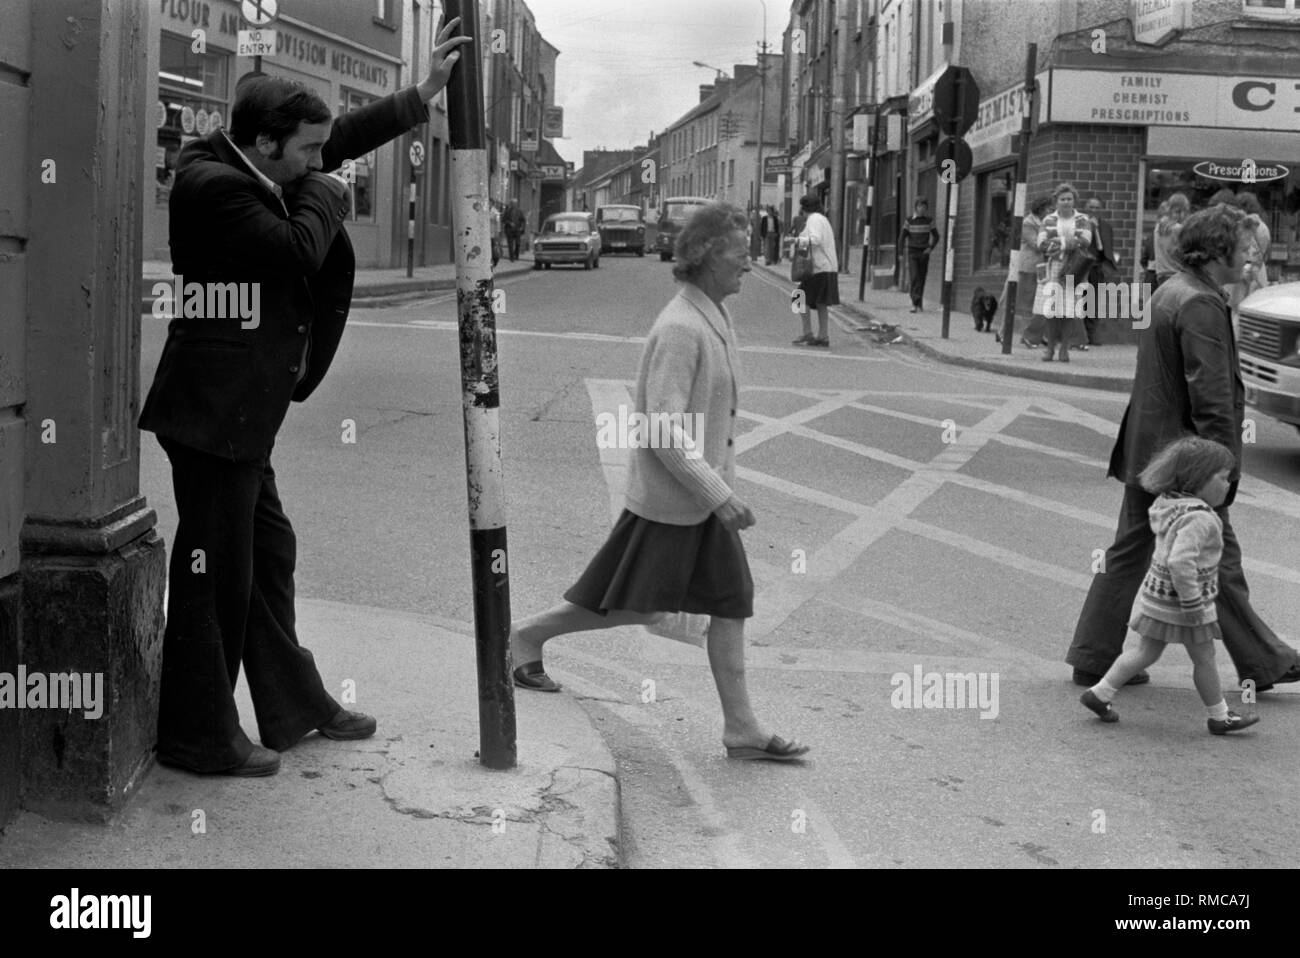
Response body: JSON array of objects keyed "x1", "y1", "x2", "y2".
[
  {"x1": 1001, "y1": 44, "x2": 1038, "y2": 355},
  {"x1": 443, "y1": 0, "x2": 516, "y2": 770},
  {"x1": 407, "y1": 138, "x2": 424, "y2": 278}
]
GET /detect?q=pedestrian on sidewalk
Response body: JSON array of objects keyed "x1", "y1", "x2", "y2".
[
  {"x1": 1066, "y1": 203, "x2": 1300, "y2": 695},
  {"x1": 1152, "y1": 192, "x2": 1189, "y2": 290},
  {"x1": 761, "y1": 205, "x2": 781, "y2": 265},
  {"x1": 1036, "y1": 182, "x2": 1093, "y2": 363},
  {"x1": 1079, "y1": 436, "x2": 1259, "y2": 735},
  {"x1": 1082, "y1": 197, "x2": 1120, "y2": 347},
  {"x1": 503, "y1": 199, "x2": 526, "y2": 261},
  {"x1": 1015, "y1": 195, "x2": 1053, "y2": 348},
  {"x1": 793, "y1": 194, "x2": 839, "y2": 348},
  {"x1": 898, "y1": 198, "x2": 939, "y2": 312},
  {"x1": 509, "y1": 202, "x2": 810, "y2": 763},
  {"x1": 137, "y1": 18, "x2": 471, "y2": 777}
]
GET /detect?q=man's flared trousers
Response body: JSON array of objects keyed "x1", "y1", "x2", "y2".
[{"x1": 156, "y1": 437, "x2": 340, "y2": 772}]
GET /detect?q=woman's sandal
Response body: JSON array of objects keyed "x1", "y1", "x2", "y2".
[
  {"x1": 513, "y1": 661, "x2": 562, "y2": 693},
  {"x1": 725, "y1": 734, "x2": 811, "y2": 762}
]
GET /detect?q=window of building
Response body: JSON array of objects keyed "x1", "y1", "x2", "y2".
[
  {"x1": 1242, "y1": 0, "x2": 1299, "y2": 16},
  {"x1": 156, "y1": 32, "x2": 229, "y2": 207},
  {"x1": 339, "y1": 88, "x2": 379, "y2": 221},
  {"x1": 374, "y1": 0, "x2": 395, "y2": 26},
  {"x1": 975, "y1": 164, "x2": 1016, "y2": 271},
  {"x1": 729, "y1": 159, "x2": 736, "y2": 187}
]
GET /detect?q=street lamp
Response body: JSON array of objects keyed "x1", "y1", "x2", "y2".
[{"x1": 692, "y1": 61, "x2": 729, "y2": 80}]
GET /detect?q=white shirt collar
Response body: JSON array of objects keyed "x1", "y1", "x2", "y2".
[{"x1": 221, "y1": 129, "x2": 283, "y2": 200}]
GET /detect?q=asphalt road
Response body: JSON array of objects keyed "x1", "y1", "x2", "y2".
[{"x1": 139, "y1": 251, "x2": 1300, "y2": 869}]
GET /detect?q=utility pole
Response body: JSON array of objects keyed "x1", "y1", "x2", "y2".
[
  {"x1": 753, "y1": 39, "x2": 768, "y2": 215},
  {"x1": 443, "y1": 0, "x2": 516, "y2": 770},
  {"x1": 829, "y1": 0, "x2": 850, "y2": 274},
  {"x1": 1000, "y1": 45, "x2": 1038, "y2": 354}
]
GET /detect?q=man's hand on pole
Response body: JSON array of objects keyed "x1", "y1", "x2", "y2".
[{"x1": 417, "y1": 15, "x2": 473, "y2": 103}]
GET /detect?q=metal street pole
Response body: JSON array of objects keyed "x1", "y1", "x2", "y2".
[
  {"x1": 829, "y1": 0, "x2": 850, "y2": 274},
  {"x1": 753, "y1": 1, "x2": 767, "y2": 228},
  {"x1": 1000, "y1": 44, "x2": 1038, "y2": 354},
  {"x1": 444, "y1": 0, "x2": 516, "y2": 770},
  {"x1": 859, "y1": 114, "x2": 878, "y2": 301}
]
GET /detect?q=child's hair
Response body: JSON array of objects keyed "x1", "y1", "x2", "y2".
[{"x1": 1138, "y1": 436, "x2": 1236, "y2": 497}]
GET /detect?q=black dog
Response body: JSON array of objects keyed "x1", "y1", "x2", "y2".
[{"x1": 970, "y1": 287, "x2": 998, "y2": 333}]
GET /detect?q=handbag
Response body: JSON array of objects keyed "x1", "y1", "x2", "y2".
[
  {"x1": 790, "y1": 237, "x2": 813, "y2": 283},
  {"x1": 1058, "y1": 244, "x2": 1095, "y2": 283},
  {"x1": 645, "y1": 612, "x2": 710, "y2": 648}
]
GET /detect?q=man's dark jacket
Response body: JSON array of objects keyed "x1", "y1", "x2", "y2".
[
  {"x1": 1108, "y1": 268, "x2": 1244, "y2": 503},
  {"x1": 139, "y1": 87, "x2": 429, "y2": 461}
]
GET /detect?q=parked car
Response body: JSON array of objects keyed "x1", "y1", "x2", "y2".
[
  {"x1": 654, "y1": 196, "x2": 710, "y2": 261},
  {"x1": 532, "y1": 212, "x2": 602, "y2": 270},
  {"x1": 596, "y1": 204, "x2": 646, "y2": 255},
  {"x1": 1238, "y1": 281, "x2": 1300, "y2": 436}
]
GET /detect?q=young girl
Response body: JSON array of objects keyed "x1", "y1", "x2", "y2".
[{"x1": 1080, "y1": 436, "x2": 1260, "y2": 735}]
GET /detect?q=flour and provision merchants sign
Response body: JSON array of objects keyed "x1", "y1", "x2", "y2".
[{"x1": 1048, "y1": 69, "x2": 1300, "y2": 131}]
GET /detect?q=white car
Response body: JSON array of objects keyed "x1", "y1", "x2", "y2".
[
  {"x1": 532, "y1": 212, "x2": 602, "y2": 270},
  {"x1": 1238, "y1": 281, "x2": 1300, "y2": 435}
]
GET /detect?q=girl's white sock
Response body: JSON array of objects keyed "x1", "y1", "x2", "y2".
[
  {"x1": 1207, "y1": 700, "x2": 1229, "y2": 720},
  {"x1": 1092, "y1": 679, "x2": 1119, "y2": 703}
]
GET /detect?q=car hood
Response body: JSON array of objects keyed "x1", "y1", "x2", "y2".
[{"x1": 1239, "y1": 282, "x2": 1300, "y2": 322}]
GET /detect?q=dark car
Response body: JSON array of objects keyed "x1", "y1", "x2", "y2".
[
  {"x1": 596, "y1": 204, "x2": 646, "y2": 256},
  {"x1": 654, "y1": 196, "x2": 711, "y2": 261},
  {"x1": 532, "y1": 212, "x2": 602, "y2": 270}
]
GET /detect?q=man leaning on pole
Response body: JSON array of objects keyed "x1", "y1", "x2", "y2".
[{"x1": 137, "y1": 19, "x2": 471, "y2": 778}]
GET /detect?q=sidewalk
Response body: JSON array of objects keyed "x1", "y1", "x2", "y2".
[
  {"x1": 757, "y1": 247, "x2": 1139, "y2": 394},
  {"x1": 141, "y1": 253, "x2": 537, "y2": 310},
  {"x1": 0, "y1": 598, "x2": 620, "y2": 869}
]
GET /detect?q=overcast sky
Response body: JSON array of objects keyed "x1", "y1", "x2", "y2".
[{"x1": 521, "y1": 0, "x2": 779, "y2": 166}]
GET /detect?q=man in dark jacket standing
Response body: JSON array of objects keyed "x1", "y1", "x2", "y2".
[
  {"x1": 898, "y1": 198, "x2": 939, "y2": 313},
  {"x1": 1082, "y1": 197, "x2": 1118, "y2": 347},
  {"x1": 1066, "y1": 204, "x2": 1300, "y2": 693},
  {"x1": 502, "y1": 201, "x2": 526, "y2": 261},
  {"x1": 760, "y1": 205, "x2": 781, "y2": 265},
  {"x1": 138, "y1": 20, "x2": 470, "y2": 777}
]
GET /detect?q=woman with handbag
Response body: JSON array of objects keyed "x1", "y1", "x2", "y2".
[
  {"x1": 1036, "y1": 182, "x2": 1094, "y2": 363},
  {"x1": 508, "y1": 202, "x2": 811, "y2": 763},
  {"x1": 792, "y1": 194, "x2": 839, "y2": 348}
]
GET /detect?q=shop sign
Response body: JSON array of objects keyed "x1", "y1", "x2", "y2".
[
  {"x1": 539, "y1": 163, "x2": 566, "y2": 179},
  {"x1": 1049, "y1": 69, "x2": 1300, "y2": 132},
  {"x1": 1192, "y1": 159, "x2": 1290, "y2": 184},
  {"x1": 763, "y1": 154, "x2": 793, "y2": 176},
  {"x1": 542, "y1": 107, "x2": 564, "y2": 139},
  {"x1": 1131, "y1": 0, "x2": 1189, "y2": 46}
]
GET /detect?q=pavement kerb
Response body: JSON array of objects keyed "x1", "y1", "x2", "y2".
[{"x1": 751, "y1": 259, "x2": 1135, "y2": 394}]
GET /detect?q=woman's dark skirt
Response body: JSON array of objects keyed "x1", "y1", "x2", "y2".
[
  {"x1": 800, "y1": 270, "x2": 841, "y2": 309},
  {"x1": 564, "y1": 509, "x2": 754, "y2": 619}
]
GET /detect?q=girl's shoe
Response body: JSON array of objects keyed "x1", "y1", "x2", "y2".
[
  {"x1": 1207, "y1": 711, "x2": 1259, "y2": 735},
  {"x1": 792, "y1": 333, "x2": 815, "y2": 345},
  {"x1": 809, "y1": 337, "x2": 830, "y2": 347},
  {"x1": 1080, "y1": 689, "x2": 1119, "y2": 723}
]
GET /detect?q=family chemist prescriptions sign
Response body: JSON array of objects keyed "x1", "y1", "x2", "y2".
[{"x1": 1049, "y1": 69, "x2": 1300, "y2": 131}]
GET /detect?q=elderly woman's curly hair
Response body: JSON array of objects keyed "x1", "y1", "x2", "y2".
[
  {"x1": 1178, "y1": 203, "x2": 1249, "y2": 270},
  {"x1": 672, "y1": 203, "x2": 750, "y2": 282}
]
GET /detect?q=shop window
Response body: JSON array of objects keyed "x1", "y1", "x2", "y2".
[
  {"x1": 156, "y1": 32, "x2": 229, "y2": 207},
  {"x1": 338, "y1": 88, "x2": 378, "y2": 221},
  {"x1": 1242, "y1": 0, "x2": 1300, "y2": 18},
  {"x1": 975, "y1": 165, "x2": 1016, "y2": 271}
]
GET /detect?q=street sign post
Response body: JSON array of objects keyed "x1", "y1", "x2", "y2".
[
  {"x1": 934, "y1": 66, "x2": 980, "y2": 338},
  {"x1": 240, "y1": 0, "x2": 278, "y2": 71}
]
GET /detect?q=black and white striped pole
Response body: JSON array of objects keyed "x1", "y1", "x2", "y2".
[
  {"x1": 444, "y1": 0, "x2": 516, "y2": 769},
  {"x1": 1000, "y1": 44, "x2": 1038, "y2": 355}
]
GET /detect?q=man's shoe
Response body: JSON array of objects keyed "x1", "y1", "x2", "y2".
[
  {"x1": 317, "y1": 709, "x2": 377, "y2": 741},
  {"x1": 158, "y1": 745, "x2": 281, "y2": 777},
  {"x1": 1207, "y1": 711, "x2": 1259, "y2": 735},
  {"x1": 1072, "y1": 668, "x2": 1149, "y2": 687}
]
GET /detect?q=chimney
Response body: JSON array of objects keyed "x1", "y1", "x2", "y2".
[
  {"x1": 734, "y1": 64, "x2": 756, "y2": 83},
  {"x1": 699, "y1": 84, "x2": 715, "y2": 103}
]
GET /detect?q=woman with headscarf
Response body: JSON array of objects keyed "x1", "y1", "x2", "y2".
[
  {"x1": 508, "y1": 202, "x2": 811, "y2": 763},
  {"x1": 1153, "y1": 192, "x2": 1190, "y2": 290}
]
